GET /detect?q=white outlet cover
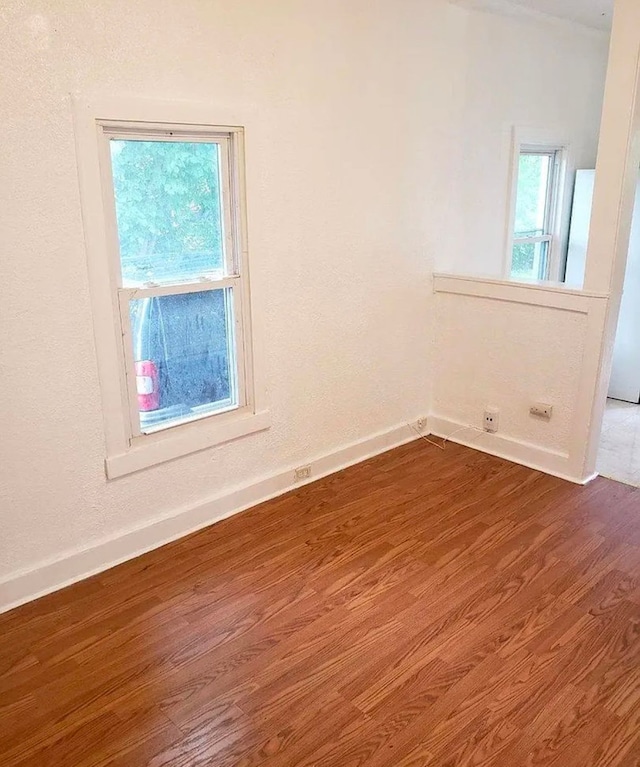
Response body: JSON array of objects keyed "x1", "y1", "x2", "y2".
[{"x1": 484, "y1": 409, "x2": 499, "y2": 433}]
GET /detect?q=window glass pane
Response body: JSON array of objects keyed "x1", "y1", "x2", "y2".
[
  {"x1": 129, "y1": 288, "x2": 237, "y2": 433},
  {"x1": 110, "y1": 140, "x2": 225, "y2": 287},
  {"x1": 514, "y1": 153, "x2": 552, "y2": 238},
  {"x1": 511, "y1": 241, "x2": 549, "y2": 281}
]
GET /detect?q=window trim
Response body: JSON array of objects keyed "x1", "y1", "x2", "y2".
[
  {"x1": 74, "y1": 97, "x2": 270, "y2": 479},
  {"x1": 505, "y1": 128, "x2": 570, "y2": 282}
]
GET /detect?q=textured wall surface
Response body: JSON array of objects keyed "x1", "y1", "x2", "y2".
[
  {"x1": 0, "y1": 0, "x2": 463, "y2": 580},
  {"x1": 440, "y1": 9, "x2": 610, "y2": 276},
  {"x1": 432, "y1": 292, "x2": 589, "y2": 453},
  {"x1": 0, "y1": 0, "x2": 609, "y2": 587}
]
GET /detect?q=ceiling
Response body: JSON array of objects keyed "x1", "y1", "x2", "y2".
[
  {"x1": 506, "y1": 0, "x2": 612, "y2": 30},
  {"x1": 456, "y1": 0, "x2": 614, "y2": 31}
]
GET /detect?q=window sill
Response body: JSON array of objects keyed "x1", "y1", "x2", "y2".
[{"x1": 105, "y1": 408, "x2": 271, "y2": 479}]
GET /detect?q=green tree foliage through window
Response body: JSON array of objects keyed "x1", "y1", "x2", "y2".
[
  {"x1": 514, "y1": 153, "x2": 549, "y2": 237},
  {"x1": 512, "y1": 152, "x2": 552, "y2": 279},
  {"x1": 110, "y1": 140, "x2": 224, "y2": 286}
]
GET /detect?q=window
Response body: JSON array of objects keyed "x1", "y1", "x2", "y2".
[
  {"x1": 107, "y1": 133, "x2": 247, "y2": 435},
  {"x1": 75, "y1": 99, "x2": 268, "y2": 477},
  {"x1": 506, "y1": 132, "x2": 567, "y2": 282}
]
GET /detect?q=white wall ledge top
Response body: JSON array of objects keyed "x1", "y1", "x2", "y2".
[{"x1": 433, "y1": 273, "x2": 610, "y2": 307}]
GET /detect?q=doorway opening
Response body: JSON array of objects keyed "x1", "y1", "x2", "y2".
[{"x1": 594, "y1": 177, "x2": 640, "y2": 485}]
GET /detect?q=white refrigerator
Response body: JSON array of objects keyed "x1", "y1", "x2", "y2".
[{"x1": 565, "y1": 169, "x2": 640, "y2": 404}]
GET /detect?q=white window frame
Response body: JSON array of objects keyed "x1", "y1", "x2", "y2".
[
  {"x1": 74, "y1": 97, "x2": 269, "y2": 478},
  {"x1": 505, "y1": 128, "x2": 569, "y2": 282}
]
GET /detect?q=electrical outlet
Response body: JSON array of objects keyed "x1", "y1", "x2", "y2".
[
  {"x1": 484, "y1": 408, "x2": 499, "y2": 433},
  {"x1": 416, "y1": 417, "x2": 427, "y2": 432},
  {"x1": 294, "y1": 465, "x2": 311, "y2": 481},
  {"x1": 530, "y1": 402, "x2": 553, "y2": 420}
]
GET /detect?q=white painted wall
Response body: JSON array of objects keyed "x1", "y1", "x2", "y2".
[
  {"x1": 431, "y1": 0, "x2": 640, "y2": 488},
  {"x1": 582, "y1": 0, "x2": 640, "y2": 477},
  {"x1": 439, "y1": 7, "x2": 610, "y2": 276},
  {"x1": 0, "y1": 0, "x2": 615, "y2": 608},
  {"x1": 431, "y1": 276, "x2": 608, "y2": 483},
  {"x1": 433, "y1": 295, "x2": 586, "y2": 452},
  {"x1": 427, "y1": 7, "x2": 612, "y2": 486},
  {"x1": 0, "y1": 0, "x2": 467, "y2": 600}
]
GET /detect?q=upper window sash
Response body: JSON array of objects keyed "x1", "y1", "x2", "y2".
[
  {"x1": 516, "y1": 147, "x2": 561, "y2": 240},
  {"x1": 97, "y1": 125, "x2": 241, "y2": 289}
]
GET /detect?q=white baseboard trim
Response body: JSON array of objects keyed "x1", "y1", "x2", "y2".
[
  {"x1": 427, "y1": 414, "x2": 590, "y2": 485},
  {"x1": 0, "y1": 422, "x2": 419, "y2": 615},
  {"x1": 2, "y1": 414, "x2": 601, "y2": 615}
]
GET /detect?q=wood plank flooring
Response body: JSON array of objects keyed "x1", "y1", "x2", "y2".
[{"x1": 2, "y1": 440, "x2": 640, "y2": 766}]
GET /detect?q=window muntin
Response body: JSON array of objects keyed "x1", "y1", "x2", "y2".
[
  {"x1": 102, "y1": 127, "x2": 249, "y2": 440},
  {"x1": 511, "y1": 149, "x2": 561, "y2": 281}
]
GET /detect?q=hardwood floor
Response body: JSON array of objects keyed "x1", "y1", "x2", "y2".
[{"x1": 2, "y1": 440, "x2": 640, "y2": 766}]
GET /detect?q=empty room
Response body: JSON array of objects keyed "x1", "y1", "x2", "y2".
[{"x1": 3, "y1": 0, "x2": 640, "y2": 765}]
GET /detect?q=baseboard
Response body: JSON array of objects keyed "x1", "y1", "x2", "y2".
[
  {"x1": 0, "y1": 422, "x2": 419, "y2": 615},
  {"x1": 427, "y1": 414, "x2": 589, "y2": 485},
  {"x1": 2, "y1": 414, "x2": 599, "y2": 614}
]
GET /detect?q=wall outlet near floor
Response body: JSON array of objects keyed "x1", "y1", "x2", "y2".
[
  {"x1": 294, "y1": 465, "x2": 312, "y2": 481},
  {"x1": 484, "y1": 408, "x2": 499, "y2": 433},
  {"x1": 416, "y1": 417, "x2": 427, "y2": 432},
  {"x1": 530, "y1": 402, "x2": 553, "y2": 420}
]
